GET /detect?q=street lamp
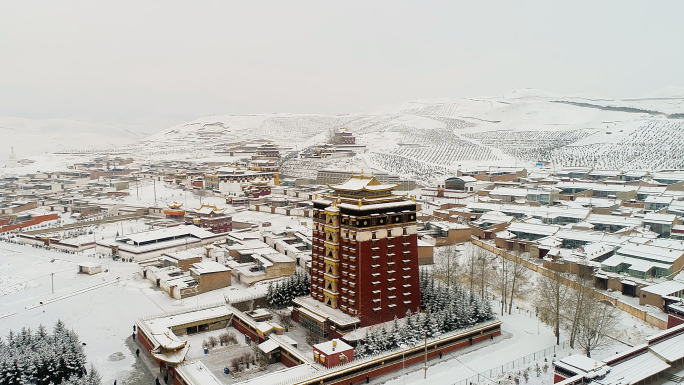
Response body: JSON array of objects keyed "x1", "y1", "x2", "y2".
[{"x1": 399, "y1": 343, "x2": 407, "y2": 385}]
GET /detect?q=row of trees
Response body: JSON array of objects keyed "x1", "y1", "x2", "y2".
[
  {"x1": 434, "y1": 243, "x2": 619, "y2": 358},
  {"x1": 0, "y1": 321, "x2": 101, "y2": 385},
  {"x1": 535, "y1": 268, "x2": 619, "y2": 357},
  {"x1": 433, "y1": 245, "x2": 531, "y2": 317},
  {"x1": 355, "y1": 270, "x2": 494, "y2": 358},
  {"x1": 266, "y1": 270, "x2": 311, "y2": 308}
]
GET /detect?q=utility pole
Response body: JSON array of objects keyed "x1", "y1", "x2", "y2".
[
  {"x1": 51, "y1": 273, "x2": 54, "y2": 294},
  {"x1": 423, "y1": 331, "x2": 428, "y2": 379}
]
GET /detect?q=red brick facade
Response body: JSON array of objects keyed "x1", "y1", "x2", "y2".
[{"x1": 310, "y1": 175, "x2": 421, "y2": 327}]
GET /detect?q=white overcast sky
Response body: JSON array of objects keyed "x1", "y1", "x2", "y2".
[{"x1": 1, "y1": 0, "x2": 683, "y2": 126}]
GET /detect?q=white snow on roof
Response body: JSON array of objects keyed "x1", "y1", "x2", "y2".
[
  {"x1": 601, "y1": 254, "x2": 672, "y2": 272},
  {"x1": 121, "y1": 224, "x2": 215, "y2": 244},
  {"x1": 190, "y1": 261, "x2": 230, "y2": 274},
  {"x1": 616, "y1": 243, "x2": 684, "y2": 264},
  {"x1": 641, "y1": 280, "x2": 684, "y2": 296},
  {"x1": 600, "y1": 351, "x2": 669, "y2": 384},
  {"x1": 163, "y1": 250, "x2": 203, "y2": 261},
  {"x1": 329, "y1": 175, "x2": 397, "y2": 191},
  {"x1": 293, "y1": 296, "x2": 359, "y2": 326},
  {"x1": 417, "y1": 239, "x2": 433, "y2": 247},
  {"x1": 258, "y1": 339, "x2": 280, "y2": 354},
  {"x1": 314, "y1": 339, "x2": 353, "y2": 355},
  {"x1": 176, "y1": 361, "x2": 224, "y2": 385},
  {"x1": 558, "y1": 354, "x2": 605, "y2": 373},
  {"x1": 644, "y1": 195, "x2": 673, "y2": 203},
  {"x1": 489, "y1": 187, "x2": 556, "y2": 197},
  {"x1": 337, "y1": 201, "x2": 415, "y2": 212},
  {"x1": 586, "y1": 214, "x2": 643, "y2": 227},
  {"x1": 507, "y1": 222, "x2": 559, "y2": 236},
  {"x1": 643, "y1": 212, "x2": 677, "y2": 224},
  {"x1": 145, "y1": 306, "x2": 232, "y2": 331},
  {"x1": 234, "y1": 364, "x2": 318, "y2": 385}
]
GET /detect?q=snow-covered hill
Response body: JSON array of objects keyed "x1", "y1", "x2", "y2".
[
  {"x1": 142, "y1": 89, "x2": 684, "y2": 184},
  {"x1": 0, "y1": 115, "x2": 156, "y2": 167}
]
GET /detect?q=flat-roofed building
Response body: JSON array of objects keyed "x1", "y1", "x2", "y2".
[
  {"x1": 96, "y1": 225, "x2": 228, "y2": 261},
  {"x1": 643, "y1": 212, "x2": 680, "y2": 237},
  {"x1": 553, "y1": 324, "x2": 684, "y2": 384},
  {"x1": 585, "y1": 214, "x2": 643, "y2": 233},
  {"x1": 602, "y1": 242, "x2": 684, "y2": 279}
]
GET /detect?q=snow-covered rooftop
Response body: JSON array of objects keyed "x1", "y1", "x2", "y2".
[
  {"x1": 616, "y1": 243, "x2": 684, "y2": 264},
  {"x1": 314, "y1": 338, "x2": 353, "y2": 355},
  {"x1": 190, "y1": 261, "x2": 230, "y2": 275},
  {"x1": 640, "y1": 280, "x2": 684, "y2": 296}
]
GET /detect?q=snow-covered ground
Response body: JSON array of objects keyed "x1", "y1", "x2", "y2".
[
  {"x1": 0, "y1": 241, "x2": 274, "y2": 385},
  {"x1": 405, "y1": 242, "x2": 662, "y2": 385}
]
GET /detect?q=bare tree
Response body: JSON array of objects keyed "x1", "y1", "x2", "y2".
[
  {"x1": 327, "y1": 128, "x2": 337, "y2": 144},
  {"x1": 493, "y1": 254, "x2": 512, "y2": 315},
  {"x1": 474, "y1": 248, "x2": 495, "y2": 299},
  {"x1": 279, "y1": 312, "x2": 293, "y2": 332},
  {"x1": 535, "y1": 271, "x2": 570, "y2": 345},
  {"x1": 575, "y1": 297, "x2": 619, "y2": 357},
  {"x1": 508, "y1": 251, "x2": 531, "y2": 315},
  {"x1": 567, "y1": 267, "x2": 593, "y2": 348},
  {"x1": 306, "y1": 331, "x2": 321, "y2": 346},
  {"x1": 462, "y1": 244, "x2": 477, "y2": 293},
  {"x1": 193, "y1": 189, "x2": 211, "y2": 204},
  {"x1": 433, "y1": 245, "x2": 460, "y2": 289}
]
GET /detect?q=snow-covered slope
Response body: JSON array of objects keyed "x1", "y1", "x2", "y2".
[
  {"x1": 0, "y1": 116, "x2": 155, "y2": 167},
  {"x1": 5, "y1": 89, "x2": 681, "y2": 182},
  {"x1": 142, "y1": 89, "x2": 684, "y2": 184}
]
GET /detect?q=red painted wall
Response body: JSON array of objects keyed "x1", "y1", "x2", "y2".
[
  {"x1": 231, "y1": 318, "x2": 259, "y2": 342},
  {"x1": 323, "y1": 329, "x2": 501, "y2": 385},
  {"x1": 357, "y1": 233, "x2": 421, "y2": 327},
  {"x1": 0, "y1": 213, "x2": 59, "y2": 233},
  {"x1": 281, "y1": 353, "x2": 299, "y2": 368},
  {"x1": 667, "y1": 313, "x2": 684, "y2": 328}
]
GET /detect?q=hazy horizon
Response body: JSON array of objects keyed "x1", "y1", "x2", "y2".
[{"x1": 1, "y1": 0, "x2": 684, "y2": 128}]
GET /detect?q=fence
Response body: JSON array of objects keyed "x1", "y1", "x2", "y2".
[
  {"x1": 450, "y1": 341, "x2": 571, "y2": 385},
  {"x1": 471, "y1": 239, "x2": 668, "y2": 330}
]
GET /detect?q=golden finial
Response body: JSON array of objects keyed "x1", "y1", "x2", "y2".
[
  {"x1": 358, "y1": 199, "x2": 362, "y2": 207},
  {"x1": 351, "y1": 170, "x2": 354, "y2": 176},
  {"x1": 315, "y1": 194, "x2": 318, "y2": 200},
  {"x1": 411, "y1": 195, "x2": 415, "y2": 202},
  {"x1": 361, "y1": 169, "x2": 364, "y2": 176},
  {"x1": 371, "y1": 171, "x2": 374, "y2": 176}
]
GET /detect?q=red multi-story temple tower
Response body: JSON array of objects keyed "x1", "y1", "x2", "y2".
[{"x1": 310, "y1": 173, "x2": 421, "y2": 327}]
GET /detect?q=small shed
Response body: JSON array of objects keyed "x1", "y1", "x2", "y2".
[
  {"x1": 78, "y1": 262, "x2": 103, "y2": 275},
  {"x1": 313, "y1": 339, "x2": 354, "y2": 368}
]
